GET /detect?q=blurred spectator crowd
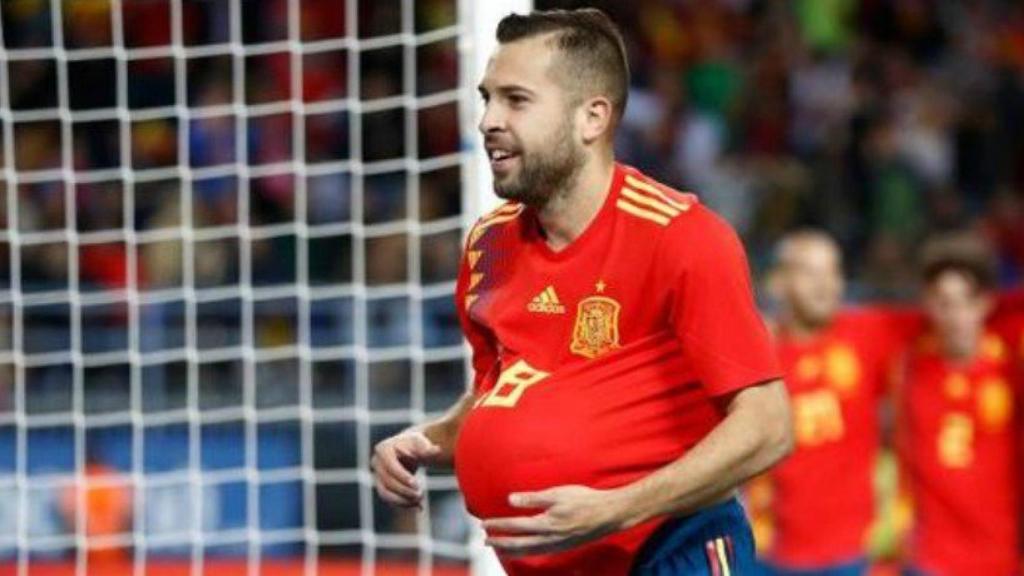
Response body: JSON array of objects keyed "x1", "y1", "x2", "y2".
[
  {"x1": 0, "y1": 0, "x2": 471, "y2": 557},
  {"x1": 543, "y1": 0, "x2": 1024, "y2": 300}
]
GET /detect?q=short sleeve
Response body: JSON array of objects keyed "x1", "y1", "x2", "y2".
[
  {"x1": 991, "y1": 287, "x2": 1024, "y2": 366},
  {"x1": 840, "y1": 306, "x2": 925, "y2": 396},
  {"x1": 664, "y1": 207, "x2": 781, "y2": 396},
  {"x1": 455, "y1": 225, "x2": 501, "y2": 395}
]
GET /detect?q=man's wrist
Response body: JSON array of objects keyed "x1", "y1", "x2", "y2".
[
  {"x1": 611, "y1": 483, "x2": 658, "y2": 530},
  {"x1": 409, "y1": 424, "x2": 452, "y2": 465}
]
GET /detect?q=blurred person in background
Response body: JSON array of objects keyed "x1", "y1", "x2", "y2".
[
  {"x1": 59, "y1": 450, "x2": 132, "y2": 565},
  {"x1": 748, "y1": 230, "x2": 919, "y2": 576},
  {"x1": 893, "y1": 234, "x2": 1021, "y2": 576}
]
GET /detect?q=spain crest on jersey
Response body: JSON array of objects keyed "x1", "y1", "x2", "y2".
[{"x1": 571, "y1": 296, "x2": 622, "y2": 359}]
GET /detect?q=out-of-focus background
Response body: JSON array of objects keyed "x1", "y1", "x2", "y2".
[
  {"x1": 553, "y1": 0, "x2": 1024, "y2": 298},
  {"x1": 1, "y1": 0, "x2": 1023, "y2": 574},
  {"x1": 1, "y1": 0, "x2": 471, "y2": 574}
]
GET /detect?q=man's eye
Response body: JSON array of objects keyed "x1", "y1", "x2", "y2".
[{"x1": 509, "y1": 95, "x2": 528, "y2": 106}]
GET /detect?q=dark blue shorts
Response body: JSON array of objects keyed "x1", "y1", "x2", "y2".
[
  {"x1": 757, "y1": 558, "x2": 869, "y2": 576},
  {"x1": 630, "y1": 498, "x2": 756, "y2": 575}
]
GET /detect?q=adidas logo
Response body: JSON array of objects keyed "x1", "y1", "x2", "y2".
[{"x1": 527, "y1": 286, "x2": 566, "y2": 314}]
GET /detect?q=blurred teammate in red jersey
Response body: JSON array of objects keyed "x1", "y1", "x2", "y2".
[
  {"x1": 748, "y1": 231, "x2": 920, "y2": 576},
  {"x1": 895, "y1": 235, "x2": 1021, "y2": 576},
  {"x1": 371, "y1": 8, "x2": 794, "y2": 576}
]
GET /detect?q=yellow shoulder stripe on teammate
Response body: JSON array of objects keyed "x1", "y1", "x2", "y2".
[
  {"x1": 621, "y1": 187, "x2": 681, "y2": 217},
  {"x1": 616, "y1": 198, "x2": 671, "y2": 226},
  {"x1": 624, "y1": 174, "x2": 691, "y2": 211},
  {"x1": 981, "y1": 333, "x2": 1006, "y2": 362}
]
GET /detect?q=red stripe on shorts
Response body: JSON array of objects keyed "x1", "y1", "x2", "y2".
[{"x1": 705, "y1": 539, "x2": 722, "y2": 576}]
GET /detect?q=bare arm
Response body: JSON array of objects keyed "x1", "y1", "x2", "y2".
[
  {"x1": 484, "y1": 379, "x2": 792, "y2": 555},
  {"x1": 616, "y1": 378, "x2": 792, "y2": 526},
  {"x1": 371, "y1": 390, "x2": 477, "y2": 508},
  {"x1": 407, "y1": 390, "x2": 477, "y2": 466}
]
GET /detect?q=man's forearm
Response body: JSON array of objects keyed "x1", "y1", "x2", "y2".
[
  {"x1": 616, "y1": 380, "x2": 792, "y2": 528},
  {"x1": 407, "y1": 391, "x2": 477, "y2": 466}
]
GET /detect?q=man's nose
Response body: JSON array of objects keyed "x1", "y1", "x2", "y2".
[{"x1": 479, "y1": 102, "x2": 505, "y2": 135}]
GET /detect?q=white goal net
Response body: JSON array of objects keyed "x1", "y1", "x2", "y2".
[{"x1": 0, "y1": 0, "x2": 524, "y2": 574}]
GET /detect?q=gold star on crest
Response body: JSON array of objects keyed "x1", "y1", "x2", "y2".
[{"x1": 595, "y1": 280, "x2": 607, "y2": 293}]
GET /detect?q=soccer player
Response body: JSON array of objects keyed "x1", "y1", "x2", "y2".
[
  {"x1": 749, "y1": 231, "x2": 920, "y2": 576},
  {"x1": 894, "y1": 235, "x2": 1020, "y2": 576},
  {"x1": 371, "y1": 8, "x2": 793, "y2": 575}
]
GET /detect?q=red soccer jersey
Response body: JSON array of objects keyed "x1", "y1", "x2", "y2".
[
  {"x1": 992, "y1": 287, "x2": 1024, "y2": 361},
  {"x1": 452, "y1": 163, "x2": 781, "y2": 576},
  {"x1": 896, "y1": 332, "x2": 1020, "y2": 576},
  {"x1": 752, "y1": 309, "x2": 922, "y2": 568}
]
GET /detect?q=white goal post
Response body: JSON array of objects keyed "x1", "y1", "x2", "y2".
[
  {"x1": 460, "y1": 1, "x2": 532, "y2": 575},
  {"x1": 0, "y1": 0, "x2": 531, "y2": 575}
]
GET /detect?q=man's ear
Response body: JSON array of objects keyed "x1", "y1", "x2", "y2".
[{"x1": 579, "y1": 96, "x2": 613, "y2": 144}]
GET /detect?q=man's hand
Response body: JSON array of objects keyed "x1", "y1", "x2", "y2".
[
  {"x1": 482, "y1": 485, "x2": 633, "y2": 556},
  {"x1": 371, "y1": 431, "x2": 442, "y2": 509}
]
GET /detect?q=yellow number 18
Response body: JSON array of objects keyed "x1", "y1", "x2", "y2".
[{"x1": 475, "y1": 359, "x2": 549, "y2": 409}]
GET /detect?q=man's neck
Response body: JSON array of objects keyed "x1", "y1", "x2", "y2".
[
  {"x1": 536, "y1": 153, "x2": 615, "y2": 252},
  {"x1": 941, "y1": 336, "x2": 980, "y2": 364},
  {"x1": 779, "y1": 312, "x2": 830, "y2": 342}
]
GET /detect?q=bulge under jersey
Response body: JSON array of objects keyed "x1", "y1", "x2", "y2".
[{"x1": 452, "y1": 163, "x2": 780, "y2": 575}]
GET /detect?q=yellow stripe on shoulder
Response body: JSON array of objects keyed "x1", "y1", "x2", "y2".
[
  {"x1": 621, "y1": 187, "x2": 681, "y2": 217},
  {"x1": 477, "y1": 203, "x2": 525, "y2": 230},
  {"x1": 481, "y1": 212, "x2": 523, "y2": 228},
  {"x1": 616, "y1": 198, "x2": 671, "y2": 226},
  {"x1": 481, "y1": 202, "x2": 524, "y2": 223},
  {"x1": 624, "y1": 174, "x2": 692, "y2": 212},
  {"x1": 468, "y1": 203, "x2": 525, "y2": 247}
]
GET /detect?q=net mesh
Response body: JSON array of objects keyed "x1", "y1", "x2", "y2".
[{"x1": 0, "y1": 0, "x2": 482, "y2": 573}]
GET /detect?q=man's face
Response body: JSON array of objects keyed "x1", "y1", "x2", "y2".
[
  {"x1": 477, "y1": 36, "x2": 585, "y2": 206},
  {"x1": 776, "y1": 238, "x2": 844, "y2": 329},
  {"x1": 923, "y1": 270, "x2": 991, "y2": 359}
]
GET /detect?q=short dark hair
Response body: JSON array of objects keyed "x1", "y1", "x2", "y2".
[
  {"x1": 919, "y1": 232, "x2": 997, "y2": 291},
  {"x1": 496, "y1": 8, "x2": 629, "y2": 122}
]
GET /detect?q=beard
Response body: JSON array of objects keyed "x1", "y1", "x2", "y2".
[{"x1": 492, "y1": 117, "x2": 585, "y2": 208}]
